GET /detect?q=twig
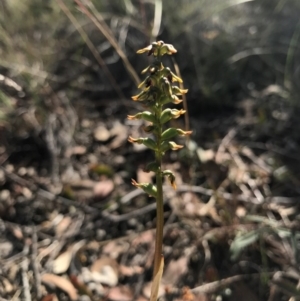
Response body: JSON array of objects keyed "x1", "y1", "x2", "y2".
[
  {"x1": 0, "y1": 165, "x2": 99, "y2": 214},
  {"x1": 191, "y1": 273, "x2": 274, "y2": 295},
  {"x1": 11, "y1": 289, "x2": 21, "y2": 301},
  {"x1": 21, "y1": 257, "x2": 31, "y2": 301},
  {"x1": 215, "y1": 128, "x2": 237, "y2": 164},
  {"x1": 0, "y1": 244, "x2": 29, "y2": 266},
  {"x1": 31, "y1": 227, "x2": 42, "y2": 300},
  {"x1": 102, "y1": 198, "x2": 167, "y2": 222}
]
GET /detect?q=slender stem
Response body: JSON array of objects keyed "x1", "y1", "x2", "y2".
[
  {"x1": 153, "y1": 70, "x2": 164, "y2": 275},
  {"x1": 153, "y1": 153, "x2": 164, "y2": 276}
]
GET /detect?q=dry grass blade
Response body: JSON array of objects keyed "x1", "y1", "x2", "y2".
[
  {"x1": 55, "y1": 0, "x2": 126, "y2": 101},
  {"x1": 74, "y1": 0, "x2": 141, "y2": 86}
]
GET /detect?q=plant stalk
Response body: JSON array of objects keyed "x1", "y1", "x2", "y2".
[
  {"x1": 153, "y1": 155, "x2": 164, "y2": 277},
  {"x1": 153, "y1": 98, "x2": 164, "y2": 277}
]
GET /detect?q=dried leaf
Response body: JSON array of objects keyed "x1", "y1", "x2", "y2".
[
  {"x1": 197, "y1": 147, "x2": 215, "y2": 163},
  {"x1": 132, "y1": 230, "x2": 154, "y2": 247},
  {"x1": 102, "y1": 241, "x2": 128, "y2": 259},
  {"x1": 119, "y1": 264, "x2": 144, "y2": 277},
  {"x1": 55, "y1": 216, "x2": 72, "y2": 237},
  {"x1": 42, "y1": 273, "x2": 78, "y2": 301},
  {"x1": 107, "y1": 285, "x2": 133, "y2": 301},
  {"x1": 90, "y1": 256, "x2": 119, "y2": 286},
  {"x1": 94, "y1": 124, "x2": 110, "y2": 141},
  {"x1": 163, "y1": 256, "x2": 188, "y2": 285},
  {"x1": 92, "y1": 257, "x2": 118, "y2": 274},
  {"x1": 52, "y1": 247, "x2": 73, "y2": 274},
  {"x1": 69, "y1": 274, "x2": 94, "y2": 298},
  {"x1": 93, "y1": 179, "x2": 114, "y2": 199},
  {"x1": 0, "y1": 241, "x2": 13, "y2": 258},
  {"x1": 109, "y1": 121, "x2": 128, "y2": 149},
  {"x1": 2, "y1": 278, "x2": 13, "y2": 294},
  {"x1": 137, "y1": 166, "x2": 153, "y2": 183},
  {"x1": 41, "y1": 294, "x2": 58, "y2": 301},
  {"x1": 11, "y1": 225, "x2": 23, "y2": 240}
]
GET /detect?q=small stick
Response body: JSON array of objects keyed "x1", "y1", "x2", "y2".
[
  {"x1": 32, "y1": 227, "x2": 42, "y2": 300},
  {"x1": 21, "y1": 257, "x2": 31, "y2": 301}
]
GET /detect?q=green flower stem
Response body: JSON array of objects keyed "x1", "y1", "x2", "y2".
[
  {"x1": 153, "y1": 103, "x2": 164, "y2": 277},
  {"x1": 128, "y1": 41, "x2": 190, "y2": 300},
  {"x1": 154, "y1": 156, "x2": 164, "y2": 276}
]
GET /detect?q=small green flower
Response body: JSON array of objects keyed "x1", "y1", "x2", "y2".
[
  {"x1": 162, "y1": 170, "x2": 177, "y2": 189},
  {"x1": 172, "y1": 86, "x2": 188, "y2": 95},
  {"x1": 128, "y1": 136, "x2": 157, "y2": 150},
  {"x1": 161, "y1": 128, "x2": 192, "y2": 141},
  {"x1": 160, "y1": 67, "x2": 183, "y2": 83},
  {"x1": 160, "y1": 77, "x2": 173, "y2": 98},
  {"x1": 127, "y1": 111, "x2": 156, "y2": 123},
  {"x1": 137, "y1": 41, "x2": 177, "y2": 57},
  {"x1": 160, "y1": 108, "x2": 186, "y2": 124},
  {"x1": 131, "y1": 87, "x2": 151, "y2": 101},
  {"x1": 131, "y1": 179, "x2": 157, "y2": 197},
  {"x1": 160, "y1": 140, "x2": 184, "y2": 153},
  {"x1": 141, "y1": 61, "x2": 163, "y2": 74}
]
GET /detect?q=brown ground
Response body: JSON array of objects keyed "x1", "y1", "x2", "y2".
[{"x1": 1, "y1": 83, "x2": 300, "y2": 301}]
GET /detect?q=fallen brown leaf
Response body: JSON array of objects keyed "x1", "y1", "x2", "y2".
[
  {"x1": 102, "y1": 240, "x2": 128, "y2": 259},
  {"x1": 94, "y1": 124, "x2": 110, "y2": 141},
  {"x1": 107, "y1": 285, "x2": 133, "y2": 301},
  {"x1": 132, "y1": 230, "x2": 154, "y2": 247},
  {"x1": 93, "y1": 179, "x2": 114, "y2": 199},
  {"x1": 55, "y1": 216, "x2": 72, "y2": 237},
  {"x1": 42, "y1": 273, "x2": 78, "y2": 301},
  {"x1": 109, "y1": 120, "x2": 128, "y2": 149},
  {"x1": 41, "y1": 294, "x2": 58, "y2": 301},
  {"x1": 52, "y1": 246, "x2": 73, "y2": 274},
  {"x1": 163, "y1": 256, "x2": 188, "y2": 285},
  {"x1": 90, "y1": 256, "x2": 119, "y2": 286},
  {"x1": 119, "y1": 264, "x2": 143, "y2": 277}
]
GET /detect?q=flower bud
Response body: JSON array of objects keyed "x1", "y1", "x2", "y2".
[
  {"x1": 176, "y1": 129, "x2": 193, "y2": 136},
  {"x1": 136, "y1": 45, "x2": 152, "y2": 54},
  {"x1": 131, "y1": 179, "x2": 157, "y2": 197},
  {"x1": 162, "y1": 170, "x2": 176, "y2": 189},
  {"x1": 141, "y1": 61, "x2": 163, "y2": 74},
  {"x1": 128, "y1": 136, "x2": 157, "y2": 150},
  {"x1": 161, "y1": 128, "x2": 179, "y2": 141},
  {"x1": 161, "y1": 67, "x2": 183, "y2": 83},
  {"x1": 158, "y1": 43, "x2": 177, "y2": 56},
  {"x1": 172, "y1": 86, "x2": 188, "y2": 95},
  {"x1": 160, "y1": 109, "x2": 172, "y2": 124},
  {"x1": 160, "y1": 77, "x2": 173, "y2": 98},
  {"x1": 161, "y1": 141, "x2": 183, "y2": 152},
  {"x1": 171, "y1": 95, "x2": 183, "y2": 104},
  {"x1": 127, "y1": 111, "x2": 156, "y2": 123},
  {"x1": 161, "y1": 128, "x2": 192, "y2": 141},
  {"x1": 161, "y1": 109, "x2": 186, "y2": 124},
  {"x1": 131, "y1": 87, "x2": 150, "y2": 101}
]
